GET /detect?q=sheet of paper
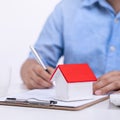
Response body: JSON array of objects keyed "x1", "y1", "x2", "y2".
[{"x1": 0, "y1": 87, "x2": 107, "y2": 107}]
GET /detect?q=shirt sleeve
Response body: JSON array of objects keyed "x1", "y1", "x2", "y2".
[{"x1": 29, "y1": 2, "x2": 64, "y2": 68}]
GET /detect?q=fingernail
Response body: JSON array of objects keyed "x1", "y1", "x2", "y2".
[{"x1": 95, "y1": 90, "x2": 102, "y2": 95}]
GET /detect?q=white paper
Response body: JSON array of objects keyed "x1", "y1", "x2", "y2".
[{"x1": 0, "y1": 87, "x2": 107, "y2": 107}]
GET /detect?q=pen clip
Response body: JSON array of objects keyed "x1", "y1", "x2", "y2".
[{"x1": 6, "y1": 98, "x2": 57, "y2": 106}]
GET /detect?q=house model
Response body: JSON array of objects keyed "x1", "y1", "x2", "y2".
[{"x1": 51, "y1": 64, "x2": 97, "y2": 101}]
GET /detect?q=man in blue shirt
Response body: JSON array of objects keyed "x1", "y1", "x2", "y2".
[{"x1": 21, "y1": 0, "x2": 120, "y2": 95}]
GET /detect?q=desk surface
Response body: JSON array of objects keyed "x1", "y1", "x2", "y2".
[{"x1": 0, "y1": 65, "x2": 120, "y2": 120}]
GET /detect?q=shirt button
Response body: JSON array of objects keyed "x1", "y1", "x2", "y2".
[
  {"x1": 110, "y1": 46, "x2": 116, "y2": 52},
  {"x1": 114, "y1": 18, "x2": 119, "y2": 23}
]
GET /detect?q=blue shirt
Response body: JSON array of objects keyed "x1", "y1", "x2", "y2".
[{"x1": 29, "y1": 0, "x2": 120, "y2": 77}]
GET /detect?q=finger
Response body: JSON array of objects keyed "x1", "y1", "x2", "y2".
[
  {"x1": 27, "y1": 77, "x2": 53, "y2": 89},
  {"x1": 95, "y1": 81, "x2": 120, "y2": 95},
  {"x1": 94, "y1": 78, "x2": 110, "y2": 91},
  {"x1": 31, "y1": 76, "x2": 53, "y2": 88},
  {"x1": 29, "y1": 78, "x2": 46, "y2": 89},
  {"x1": 24, "y1": 77, "x2": 42, "y2": 89},
  {"x1": 32, "y1": 76, "x2": 53, "y2": 88},
  {"x1": 25, "y1": 67, "x2": 53, "y2": 89},
  {"x1": 47, "y1": 67, "x2": 55, "y2": 74},
  {"x1": 31, "y1": 70, "x2": 53, "y2": 88},
  {"x1": 33, "y1": 65, "x2": 51, "y2": 82},
  {"x1": 94, "y1": 76, "x2": 120, "y2": 91}
]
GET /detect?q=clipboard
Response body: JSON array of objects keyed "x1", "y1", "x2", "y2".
[
  {"x1": 0, "y1": 96, "x2": 108, "y2": 111},
  {"x1": 0, "y1": 88, "x2": 109, "y2": 111}
]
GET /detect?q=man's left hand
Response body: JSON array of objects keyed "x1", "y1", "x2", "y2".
[{"x1": 93, "y1": 71, "x2": 120, "y2": 95}]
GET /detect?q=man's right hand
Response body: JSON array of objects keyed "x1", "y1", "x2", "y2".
[{"x1": 20, "y1": 59, "x2": 55, "y2": 89}]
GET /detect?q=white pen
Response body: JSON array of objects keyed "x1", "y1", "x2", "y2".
[{"x1": 30, "y1": 45, "x2": 50, "y2": 74}]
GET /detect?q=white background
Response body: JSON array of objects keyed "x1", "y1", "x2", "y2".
[
  {"x1": 0, "y1": 0, "x2": 60, "y2": 68},
  {"x1": 0, "y1": 1, "x2": 120, "y2": 118}
]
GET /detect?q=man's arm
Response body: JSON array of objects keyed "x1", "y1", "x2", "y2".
[{"x1": 20, "y1": 2, "x2": 63, "y2": 89}]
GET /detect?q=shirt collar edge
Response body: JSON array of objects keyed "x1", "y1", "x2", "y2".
[{"x1": 82, "y1": 0, "x2": 99, "y2": 6}]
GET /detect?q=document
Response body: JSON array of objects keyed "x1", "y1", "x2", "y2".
[{"x1": 0, "y1": 87, "x2": 108, "y2": 109}]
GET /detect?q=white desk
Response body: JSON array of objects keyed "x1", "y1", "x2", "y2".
[{"x1": 0, "y1": 65, "x2": 120, "y2": 120}]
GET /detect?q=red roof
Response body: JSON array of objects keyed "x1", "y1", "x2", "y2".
[{"x1": 57, "y1": 64, "x2": 96, "y2": 83}]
